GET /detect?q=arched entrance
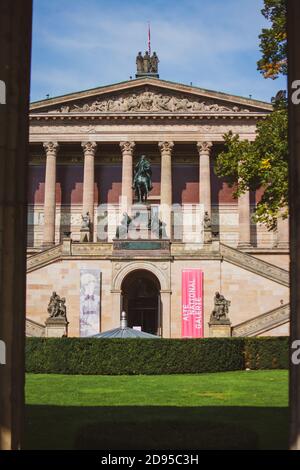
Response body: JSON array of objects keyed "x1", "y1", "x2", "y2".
[{"x1": 121, "y1": 269, "x2": 161, "y2": 336}]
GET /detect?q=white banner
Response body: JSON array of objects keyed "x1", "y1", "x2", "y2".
[{"x1": 80, "y1": 269, "x2": 101, "y2": 337}]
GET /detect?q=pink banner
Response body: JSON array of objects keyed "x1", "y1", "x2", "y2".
[{"x1": 182, "y1": 269, "x2": 204, "y2": 338}]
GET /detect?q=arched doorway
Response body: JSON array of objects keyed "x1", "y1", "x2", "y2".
[{"x1": 121, "y1": 269, "x2": 161, "y2": 336}]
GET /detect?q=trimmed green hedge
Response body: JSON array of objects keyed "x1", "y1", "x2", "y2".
[
  {"x1": 25, "y1": 336, "x2": 288, "y2": 375},
  {"x1": 244, "y1": 336, "x2": 289, "y2": 370}
]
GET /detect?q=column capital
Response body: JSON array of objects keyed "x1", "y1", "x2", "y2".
[
  {"x1": 43, "y1": 141, "x2": 59, "y2": 156},
  {"x1": 197, "y1": 141, "x2": 213, "y2": 154},
  {"x1": 120, "y1": 141, "x2": 135, "y2": 154},
  {"x1": 158, "y1": 141, "x2": 174, "y2": 153},
  {"x1": 81, "y1": 141, "x2": 97, "y2": 155}
]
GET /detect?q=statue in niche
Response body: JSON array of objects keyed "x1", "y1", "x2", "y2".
[
  {"x1": 81, "y1": 212, "x2": 91, "y2": 229},
  {"x1": 204, "y1": 211, "x2": 211, "y2": 229}
]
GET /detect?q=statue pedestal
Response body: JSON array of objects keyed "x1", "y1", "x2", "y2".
[
  {"x1": 45, "y1": 317, "x2": 69, "y2": 338},
  {"x1": 130, "y1": 204, "x2": 151, "y2": 240},
  {"x1": 80, "y1": 227, "x2": 91, "y2": 243},
  {"x1": 204, "y1": 228, "x2": 212, "y2": 244},
  {"x1": 208, "y1": 320, "x2": 232, "y2": 337}
]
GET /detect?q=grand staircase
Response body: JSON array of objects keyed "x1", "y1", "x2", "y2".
[
  {"x1": 232, "y1": 302, "x2": 290, "y2": 336},
  {"x1": 27, "y1": 240, "x2": 112, "y2": 273},
  {"x1": 26, "y1": 240, "x2": 290, "y2": 337},
  {"x1": 27, "y1": 243, "x2": 63, "y2": 273},
  {"x1": 219, "y1": 243, "x2": 289, "y2": 287},
  {"x1": 27, "y1": 240, "x2": 289, "y2": 287},
  {"x1": 26, "y1": 318, "x2": 45, "y2": 337}
]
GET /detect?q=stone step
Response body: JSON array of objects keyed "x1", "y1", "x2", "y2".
[
  {"x1": 220, "y1": 243, "x2": 289, "y2": 287},
  {"x1": 232, "y1": 303, "x2": 290, "y2": 337}
]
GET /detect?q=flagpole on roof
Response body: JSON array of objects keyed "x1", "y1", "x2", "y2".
[{"x1": 148, "y1": 21, "x2": 151, "y2": 56}]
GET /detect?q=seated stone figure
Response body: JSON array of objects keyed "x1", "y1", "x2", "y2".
[
  {"x1": 210, "y1": 291, "x2": 231, "y2": 323},
  {"x1": 47, "y1": 292, "x2": 67, "y2": 320}
]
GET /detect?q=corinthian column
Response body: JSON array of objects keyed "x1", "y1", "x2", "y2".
[
  {"x1": 159, "y1": 141, "x2": 174, "y2": 238},
  {"x1": 276, "y1": 209, "x2": 289, "y2": 249},
  {"x1": 120, "y1": 141, "x2": 135, "y2": 208},
  {"x1": 82, "y1": 141, "x2": 97, "y2": 240},
  {"x1": 197, "y1": 141, "x2": 212, "y2": 217},
  {"x1": 43, "y1": 142, "x2": 59, "y2": 246},
  {"x1": 238, "y1": 190, "x2": 251, "y2": 248}
]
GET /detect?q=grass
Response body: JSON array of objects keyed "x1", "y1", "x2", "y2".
[{"x1": 25, "y1": 370, "x2": 288, "y2": 450}]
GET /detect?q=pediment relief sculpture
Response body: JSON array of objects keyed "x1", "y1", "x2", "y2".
[{"x1": 48, "y1": 90, "x2": 251, "y2": 114}]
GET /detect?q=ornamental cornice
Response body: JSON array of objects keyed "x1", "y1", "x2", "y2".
[{"x1": 29, "y1": 112, "x2": 268, "y2": 123}]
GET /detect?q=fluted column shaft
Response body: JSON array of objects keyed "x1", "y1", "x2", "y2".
[
  {"x1": 120, "y1": 141, "x2": 135, "y2": 208},
  {"x1": 197, "y1": 141, "x2": 212, "y2": 217},
  {"x1": 159, "y1": 141, "x2": 174, "y2": 238},
  {"x1": 276, "y1": 209, "x2": 289, "y2": 249},
  {"x1": 238, "y1": 189, "x2": 251, "y2": 248},
  {"x1": 82, "y1": 141, "x2": 97, "y2": 239},
  {"x1": 43, "y1": 142, "x2": 59, "y2": 246}
]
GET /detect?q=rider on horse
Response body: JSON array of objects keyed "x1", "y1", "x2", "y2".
[{"x1": 132, "y1": 155, "x2": 153, "y2": 202}]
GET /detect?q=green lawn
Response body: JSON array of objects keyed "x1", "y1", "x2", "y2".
[{"x1": 25, "y1": 370, "x2": 288, "y2": 450}]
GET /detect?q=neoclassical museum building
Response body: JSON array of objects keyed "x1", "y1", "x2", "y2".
[{"x1": 26, "y1": 55, "x2": 290, "y2": 338}]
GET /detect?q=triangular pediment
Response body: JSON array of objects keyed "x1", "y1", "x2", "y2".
[{"x1": 30, "y1": 77, "x2": 272, "y2": 114}]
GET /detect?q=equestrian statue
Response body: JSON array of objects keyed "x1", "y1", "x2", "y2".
[{"x1": 132, "y1": 155, "x2": 153, "y2": 203}]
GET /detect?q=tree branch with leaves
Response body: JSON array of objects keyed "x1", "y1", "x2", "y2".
[{"x1": 214, "y1": 0, "x2": 288, "y2": 231}]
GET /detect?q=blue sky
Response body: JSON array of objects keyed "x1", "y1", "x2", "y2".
[{"x1": 31, "y1": 0, "x2": 287, "y2": 103}]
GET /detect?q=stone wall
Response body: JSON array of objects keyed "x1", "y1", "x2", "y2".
[
  {"x1": 27, "y1": 202, "x2": 277, "y2": 248},
  {"x1": 26, "y1": 256, "x2": 289, "y2": 338}
]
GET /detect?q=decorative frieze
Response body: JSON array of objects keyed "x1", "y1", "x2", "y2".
[{"x1": 48, "y1": 90, "x2": 252, "y2": 114}]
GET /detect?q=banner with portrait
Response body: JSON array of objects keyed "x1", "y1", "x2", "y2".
[{"x1": 80, "y1": 269, "x2": 101, "y2": 337}]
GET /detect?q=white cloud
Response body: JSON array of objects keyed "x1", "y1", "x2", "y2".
[{"x1": 30, "y1": 0, "x2": 285, "y2": 102}]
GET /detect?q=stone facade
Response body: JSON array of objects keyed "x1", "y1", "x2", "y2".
[{"x1": 26, "y1": 77, "x2": 290, "y2": 338}]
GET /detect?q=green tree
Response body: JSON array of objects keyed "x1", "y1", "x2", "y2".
[
  {"x1": 214, "y1": 0, "x2": 287, "y2": 230},
  {"x1": 257, "y1": 0, "x2": 287, "y2": 79},
  {"x1": 215, "y1": 98, "x2": 288, "y2": 230}
]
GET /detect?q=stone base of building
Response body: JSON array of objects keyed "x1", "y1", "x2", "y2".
[
  {"x1": 204, "y1": 228, "x2": 212, "y2": 244},
  {"x1": 237, "y1": 242, "x2": 252, "y2": 250},
  {"x1": 26, "y1": 239, "x2": 290, "y2": 338},
  {"x1": 45, "y1": 317, "x2": 69, "y2": 337},
  {"x1": 275, "y1": 242, "x2": 289, "y2": 250},
  {"x1": 209, "y1": 321, "x2": 232, "y2": 337},
  {"x1": 80, "y1": 228, "x2": 91, "y2": 243}
]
